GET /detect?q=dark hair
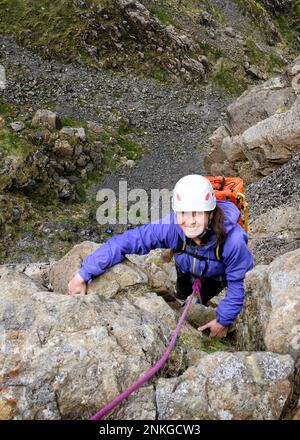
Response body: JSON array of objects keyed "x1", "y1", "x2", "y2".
[{"x1": 209, "y1": 205, "x2": 227, "y2": 246}]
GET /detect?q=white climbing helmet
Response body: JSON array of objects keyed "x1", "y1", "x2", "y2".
[{"x1": 172, "y1": 174, "x2": 216, "y2": 212}]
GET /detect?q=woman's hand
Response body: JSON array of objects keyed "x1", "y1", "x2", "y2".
[
  {"x1": 68, "y1": 273, "x2": 87, "y2": 295},
  {"x1": 198, "y1": 319, "x2": 228, "y2": 339}
]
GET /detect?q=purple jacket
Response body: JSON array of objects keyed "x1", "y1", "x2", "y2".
[{"x1": 79, "y1": 200, "x2": 254, "y2": 326}]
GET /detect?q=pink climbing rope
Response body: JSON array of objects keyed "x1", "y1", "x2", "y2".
[{"x1": 90, "y1": 278, "x2": 202, "y2": 420}]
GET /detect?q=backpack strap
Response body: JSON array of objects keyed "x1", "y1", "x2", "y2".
[
  {"x1": 173, "y1": 235, "x2": 224, "y2": 263},
  {"x1": 215, "y1": 241, "x2": 225, "y2": 262}
]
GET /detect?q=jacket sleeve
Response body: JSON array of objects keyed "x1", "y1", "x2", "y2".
[
  {"x1": 216, "y1": 231, "x2": 254, "y2": 327},
  {"x1": 78, "y1": 217, "x2": 177, "y2": 283}
]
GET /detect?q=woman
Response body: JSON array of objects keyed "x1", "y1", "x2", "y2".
[{"x1": 68, "y1": 175, "x2": 254, "y2": 338}]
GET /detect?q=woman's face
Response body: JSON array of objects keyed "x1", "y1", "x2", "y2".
[{"x1": 176, "y1": 211, "x2": 210, "y2": 238}]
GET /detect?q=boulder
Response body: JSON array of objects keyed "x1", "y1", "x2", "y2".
[
  {"x1": 248, "y1": 203, "x2": 300, "y2": 265},
  {"x1": 156, "y1": 351, "x2": 294, "y2": 419},
  {"x1": 226, "y1": 76, "x2": 296, "y2": 136},
  {"x1": 0, "y1": 269, "x2": 173, "y2": 419},
  {"x1": 0, "y1": 263, "x2": 50, "y2": 289},
  {"x1": 205, "y1": 56, "x2": 300, "y2": 181},
  {"x1": 53, "y1": 139, "x2": 74, "y2": 157},
  {"x1": 59, "y1": 127, "x2": 86, "y2": 143},
  {"x1": 49, "y1": 243, "x2": 178, "y2": 299},
  {"x1": 10, "y1": 121, "x2": 25, "y2": 132},
  {"x1": 31, "y1": 110, "x2": 61, "y2": 130},
  {"x1": 236, "y1": 248, "x2": 300, "y2": 360}
]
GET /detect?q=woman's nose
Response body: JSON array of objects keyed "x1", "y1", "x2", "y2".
[{"x1": 184, "y1": 213, "x2": 196, "y2": 225}]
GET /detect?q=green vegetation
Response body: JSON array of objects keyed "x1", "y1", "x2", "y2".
[
  {"x1": 274, "y1": 0, "x2": 300, "y2": 53},
  {"x1": 0, "y1": 128, "x2": 33, "y2": 156},
  {"x1": 201, "y1": 334, "x2": 236, "y2": 354},
  {"x1": 61, "y1": 116, "x2": 81, "y2": 127},
  {"x1": 148, "y1": 4, "x2": 178, "y2": 26},
  {"x1": 244, "y1": 37, "x2": 288, "y2": 74},
  {"x1": 152, "y1": 0, "x2": 224, "y2": 23},
  {"x1": 0, "y1": 99, "x2": 147, "y2": 263},
  {"x1": 198, "y1": 41, "x2": 224, "y2": 62},
  {"x1": 211, "y1": 60, "x2": 246, "y2": 96},
  {"x1": 0, "y1": 101, "x2": 16, "y2": 117},
  {"x1": 0, "y1": 0, "x2": 91, "y2": 62},
  {"x1": 233, "y1": 0, "x2": 275, "y2": 37},
  {"x1": 234, "y1": 0, "x2": 300, "y2": 54}
]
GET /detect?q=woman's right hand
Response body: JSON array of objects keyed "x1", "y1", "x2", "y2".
[{"x1": 68, "y1": 273, "x2": 87, "y2": 295}]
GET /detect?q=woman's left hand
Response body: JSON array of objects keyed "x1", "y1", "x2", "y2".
[{"x1": 198, "y1": 319, "x2": 228, "y2": 339}]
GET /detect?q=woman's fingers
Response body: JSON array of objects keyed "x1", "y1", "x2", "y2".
[
  {"x1": 67, "y1": 279, "x2": 87, "y2": 295},
  {"x1": 198, "y1": 323, "x2": 210, "y2": 332}
]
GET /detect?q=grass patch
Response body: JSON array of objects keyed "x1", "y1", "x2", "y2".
[
  {"x1": 211, "y1": 60, "x2": 246, "y2": 95},
  {"x1": 244, "y1": 37, "x2": 289, "y2": 74},
  {"x1": 0, "y1": 0, "x2": 91, "y2": 61},
  {"x1": 232, "y1": 0, "x2": 275, "y2": 37},
  {"x1": 198, "y1": 41, "x2": 224, "y2": 61},
  {"x1": 274, "y1": 4, "x2": 300, "y2": 53},
  {"x1": 0, "y1": 128, "x2": 33, "y2": 156},
  {"x1": 201, "y1": 335, "x2": 236, "y2": 354},
  {"x1": 61, "y1": 116, "x2": 82, "y2": 127},
  {"x1": 117, "y1": 136, "x2": 144, "y2": 161},
  {"x1": 0, "y1": 100, "x2": 16, "y2": 117},
  {"x1": 148, "y1": 4, "x2": 178, "y2": 26}
]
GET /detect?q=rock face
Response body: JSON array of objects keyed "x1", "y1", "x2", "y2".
[
  {"x1": 0, "y1": 269, "x2": 172, "y2": 420},
  {"x1": 246, "y1": 153, "x2": 300, "y2": 265},
  {"x1": 156, "y1": 351, "x2": 294, "y2": 420},
  {"x1": 236, "y1": 248, "x2": 300, "y2": 361},
  {"x1": 80, "y1": 0, "x2": 209, "y2": 83},
  {"x1": 260, "y1": 0, "x2": 293, "y2": 16},
  {"x1": 49, "y1": 241, "x2": 176, "y2": 299},
  {"x1": 248, "y1": 204, "x2": 300, "y2": 265},
  {"x1": 204, "y1": 56, "x2": 300, "y2": 182},
  {"x1": 1, "y1": 242, "x2": 299, "y2": 420}
]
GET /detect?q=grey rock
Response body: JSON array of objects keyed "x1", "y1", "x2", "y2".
[
  {"x1": 10, "y1": 121, "x2": 25, "y2": 132},
  {"x1": 236, "y1": 248, "x2": 300, "y2": 360},
  {"x1": 156, "y1": 351, "x2": 294, "y2": 420},
  {"x1": 32, "y1": 110, "x2": 61, "y2": 130}
]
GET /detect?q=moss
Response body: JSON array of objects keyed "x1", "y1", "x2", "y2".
[
  {"x1": 233, "y1": 0, "x2": 275, "y2": 36},
  {"x1": 277, "y1": 104, "x2": 291, "y2": 114},
  {"x1": 244, "y1": 37, "x2": 289, "y2": 75},
  {"x1": 160, "y1": 346, "x2": 187, "y2": 377},
  {"x1": 0, "y1": 128, "x2": 33, "y2": 156},
  {"x1": 0, "y1": 0, "x2": 89, "y2": 61},
  {"x1": 61, "y1": 116, "x2": 81, "y2": 127},
  {"x1": 152, "y1": 0, "x2": 224, "y2": 24},
  {"x1": 0, "y1": 101, "x2": 16, "y2": 117},
  {"x1": 116, "y1": 136, "x2": 144, "y2": 161},
  {"x1": 198, "y1": 41, "x2": 224, "y2": 62},
  {"x1": 0, "y1": 0, "x2": 207, "y2": 84},
  {"x1": 152, "y1": 68, "x2": 170, "y2": 83},
  {"x1": 211, "y1": 60, "x2": 246, "y2": 96},
  {"x1": 148, "y1": 4, "x2": 179, "y2": 26},
  {"x1": 200, "y1": 334, "x2": 236, "y2": 354},
  {"x1": 274, "y1": 7, "x2": 300, "y2": 53}
]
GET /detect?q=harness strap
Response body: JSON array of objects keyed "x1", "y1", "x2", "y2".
[{"x1": 173, "y1": 235, "x2": 224, "y2": 263}]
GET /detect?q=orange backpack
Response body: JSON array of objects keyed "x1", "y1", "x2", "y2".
[{"x1": 205, "y1": 176, "x2": 249, "y2": 232}]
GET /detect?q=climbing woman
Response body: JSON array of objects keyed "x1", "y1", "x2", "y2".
[{"x1": 68, "y1": 175, "x2": 254, "y2": 339}]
